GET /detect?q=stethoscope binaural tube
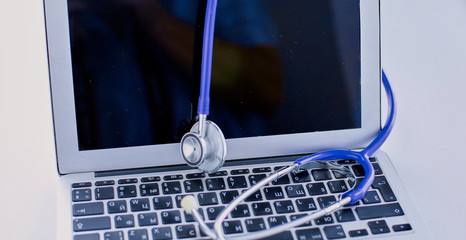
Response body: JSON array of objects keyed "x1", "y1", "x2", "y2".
[
  {"x1": 182, "y1": 69, "x2": 396, "y2": 240},
  {"x1": 181, "y1": 0, "x2": 397, "y2": 238},
  {"x1": 180, "y1": 0, "x2": 226, "y2": 173}
]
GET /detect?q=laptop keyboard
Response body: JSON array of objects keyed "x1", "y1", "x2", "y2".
[{"x1": 70, "y1": 158, "x2": 413, "y2": 240}]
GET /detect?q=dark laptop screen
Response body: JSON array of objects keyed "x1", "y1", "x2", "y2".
[{"x1": 67, "y1": 0, "x2": 361, "y2": 150}]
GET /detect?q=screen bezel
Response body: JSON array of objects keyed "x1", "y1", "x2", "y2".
[{"x1": 44, "y1": 0, "x2": 381, "y2": 174}]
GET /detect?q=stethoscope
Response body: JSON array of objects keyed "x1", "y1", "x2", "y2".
[{"x1": 180, "y1": 0, "x2": 396, "y2": 239}]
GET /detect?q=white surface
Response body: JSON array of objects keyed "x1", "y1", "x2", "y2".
[
  {"x1": 380, "y1": 1, "x2": 466, "y2": 240},
  {"x1": 0, "y1": 0, "x2": 465, "y2": 239}
]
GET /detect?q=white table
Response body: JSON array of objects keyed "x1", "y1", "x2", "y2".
[{"x1": 1, "y1": 0, "x2": 465, "y2": 239}]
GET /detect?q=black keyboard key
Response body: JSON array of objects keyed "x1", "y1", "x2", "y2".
[
  {"x1": 222, "y1": 220, "x2": 243, "y2": 234},
  {"x1": 107, "y1": 200, "x2": 127, "y2": 213},
  {"x1": 115, "y1": 214, "x2": 135, "y2": 228},
  {"x1": 290, "y1": 170, "x2": 311, "y2": 183},
  {"x1": 327, "y1": 180, "x2": 348, "y2": 193},
  {"x1": 317, "y1": 195, "x2": 337, "y2": 208},
  {"x1": 252, "y1": 202, "x2": 273, "y2": 216},
  {"x1": 175, "y1": 224, "x2": 197, "y2": 238},
  {"x1": 274, "y1": 166, "x2": 286, "y2": 171},
  {"x1": 138, "y1": 212, "x2": 158, "y2": 226},
  {"x1": 95, "y1": 187, "x2": 114, "y2": 200},
  {"x1": 231, "y1": 169, "x2": 249, "y2": 175},
  {"x1": 118, "y1": 178, "x2": 138, "y2": 184},
  {"x1": 393, "y1": 223, "x2": 412, "y2": 232},
  {"x1": 209, "y1": 171, "x2": 228, "y2": 177},
  {"x1": 368, "y1": 220, "x2": 388, "y2": 228},
  {"x1": 306, "y1": 182, "x2": 327, "y2": 196},
  {"x1": 227, "y1": 176, "x2": 248, "y2": 189},
  {"x1": 104, "y1": 231, "x2": 124, "y2": 240},
  {"x1": 352, "y1": 165, "x2": 365, "y2": 177},
  {"x1": 153, "y1": 196, "x2": 173, "y2": 209},
  {"x1": 184, "y1": 179, "x2": 204, "y2": 192},
  {"x1": 231, "y1": 204, "x2": 250, "y2": 218},
  {"x1": 73, "y1": 202, "x2": 104, "y2": 217},
  {"x1": 164, "y1": 175, "x2": 183, "y2": 181},
  {"x1": 252, "y1": 167, "x2": 271, "y2": 173},
  {"x1": 198, "y1": 192, "x2": 219, "y2": 206},
  {"x1": 152, "y1": 227, "x2": 173, "y2": 240},
  {"x1": 373, "y1": 163, "x2": 383, "y2": 175},
  {"x1": 244, "y1": 190, "x2": 263, "y2": 202},
  {"x1": 206, "y1": 178, "x2": 226, "y2": 190},
  {"x1": 274, "y1": 200, "x2": 295, "y2": 213},
  {"x1": 324, "y1": 225, "x2": 346, "y2": 239},
  {"x1": 363, "y1": 191, "x2": 381, "y2": 204},
  {"x1": 186, "y1": 173, "x2": 205, "y2": 179},
  {"x1": 248, "y1": 174, "x2": 267, "y2": 186},
  {"x1": 260, "y1": 232, "x2": 293, "y2": 240},
  {"x1": 334, "y1": 209, "x2": 356, "y2": 222},
  {"x1": 72, "y1": 182, "x2": 92, "y2": 188},
  {"x1": 312, "y1": 169, "x2": 332, "y2": 181},
  {"x1": 117, "y1": 185, "x2": 137, "y2": 198},
  {"x1": 95, "y1": 180, "x2": 115, "y2": 186},
  {"x1": 161, "y1": 210, "x2": 182, "y2": 224},
  {"x1": 372, "y1": 176, "x2": 397, "y2": 202},
  {"x1": 285, "y1": 184, "x2": 306, "y2": 198},
  {"x1": 72, "y1": 189, "x2": 92, "y2": 202},
  {"x1": 370, "y1": 157, "x2": 377, "y2": 162},
  {"x1": 207, "y1": 206, "x2": 225, "y2": 220},
  {"x1": 272, "y1": 174, "x2": 291, "y2": 185},
  {"x1": 74, "y1": 233, "x2": 99, "y2": 240},
  {"x1": 140, "y1": 183, "x2": 159, "y2": 196},
  {"x1": 337, "y1": 159, "x2": 356, "y2": 164},
  {"x1": 264, "y1": 186, "x2": 285, "y2": 200},
  {"x1": 268, "y1": 215, "x2": 287, "y2": 227},
  {"x1": 348, "y1": 229, "x2": 369, "y2": 237},
  {"x1": 128, "y1": 229, "x2": 148, "y2": 240},
  {"x1": 220, "y1": 190, "x2": 239, "y2": 204},
  {"x1": 162, "y1": 181, "x2": 182, "y2": 194},
  {"x1": 184, "y1": 209, "x2": 204, "y2": 222},
  {"x1": 141, "y1": 176, "x2": 160, "y2": 182},
  {"x1": 290, "y1": 214, "x2": 312, "y2": 227},
  {"x1": 348, "y1": 178, "x2": 364, "y2": 188},
  {"x1": 332, "y1": 167, "x2": 351, "y2": 179},
  {"x1": 296, "y1": 228, "x2": 323, "y2": 240},
  {"x1": 130, "y1": 198, "x2": 150, "y2": 211},
  {"x1": 73, "y1": 216, "x2": 111, "y2": 232},
  {"x1": 356, "y1": 203, "x2": 405, "y2": 220},
  {"x1": 368, "y1": 220, "x2": 390, "y2": 234},
  {"x1": 315, "y1": 215, "x2": 334, "y2": 225},
  {"x1": 174, "y1": 195, "x2": 188, "y2": 208},
  {"x1": 295, "y1": 197, "x2": 318, "y2": 212},
  {"x1": 245, "y1": 218, "x2": 266, "y2": 232}
]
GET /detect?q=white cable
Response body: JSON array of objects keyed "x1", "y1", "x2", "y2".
[{"x1": 213, "y1": 165, "x2": 297, "y2": 239}]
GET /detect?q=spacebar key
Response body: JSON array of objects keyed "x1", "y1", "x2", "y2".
[
  {"x1": 73, "y1": 216, "x2": 111, "y2": 232},
  {"x1": 356, "y1": 203, "x2": 404, "y2": 220}
]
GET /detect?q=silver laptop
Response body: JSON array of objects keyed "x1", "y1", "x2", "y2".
[{"x1": 44, "y1": 0, "x2": 432, "y2": 239}]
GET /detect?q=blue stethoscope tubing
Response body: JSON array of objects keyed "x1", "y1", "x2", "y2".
[
  {"x1": 187, "y1": 0, "x2": 397, "y2": 239},
  {"x1": 294, "y1": 69, "x2": 396, "y2": 204},
  {"x1": 198, "y1": 0, "x2": 217, "y2": 116}
]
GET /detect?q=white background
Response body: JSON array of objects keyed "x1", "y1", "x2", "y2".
[{"x1": 0, "y1": 0, "x2": 465, "y2": 239}]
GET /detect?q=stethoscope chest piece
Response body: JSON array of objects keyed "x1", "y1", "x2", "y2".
[{"x1": 181, "y1": 120, "x2": 226, "y2": 173}]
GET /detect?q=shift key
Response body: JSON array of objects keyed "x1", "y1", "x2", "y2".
[
  {"x1": 73, "y1": 216, "x2": 111, "y2": 232},
  {"x1": 356, "y1": 203, "x2": 404, "y2": 220}
]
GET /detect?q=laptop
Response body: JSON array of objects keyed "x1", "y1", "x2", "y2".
[{"x1": 44, "y1": 0, "x2": 432, "y2": 239}]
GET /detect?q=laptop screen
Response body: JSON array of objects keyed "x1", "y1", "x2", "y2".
[{"x1": 67, "y1": 0, "x2": 361, "y2": 151}]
